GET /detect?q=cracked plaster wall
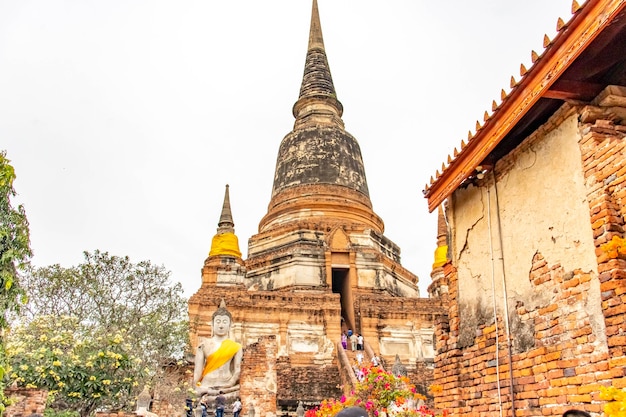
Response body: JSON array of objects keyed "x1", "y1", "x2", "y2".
[{"x1": 449, "y1": 114, "x2": 599, "y2": 342}]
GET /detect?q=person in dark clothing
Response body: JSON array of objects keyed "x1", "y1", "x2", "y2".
[
  {"x1": 200, "y1": 397, "x2": 208, "y2": 417},
  {"x1": 215, "y1": 391, "x2": 226, "y2": 417},
  {"x1": 562, "y1": 410, "x2": 591, "y2": 417}
]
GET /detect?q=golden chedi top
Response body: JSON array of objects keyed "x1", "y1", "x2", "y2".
[
  {"x1": 209, "y1": 184, "x2": 242, "y2": 258},
  {"x1": 432, "y1": 205, "x2": 449, "y2": 268}
]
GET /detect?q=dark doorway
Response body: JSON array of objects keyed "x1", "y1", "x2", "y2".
[{"x1": 332, "y1": 268, "x2": 353, "y2": 331}]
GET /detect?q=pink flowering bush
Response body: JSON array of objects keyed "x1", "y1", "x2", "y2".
[{"x1": 305, "y1": 364, "x2": 447, "y2": 417}]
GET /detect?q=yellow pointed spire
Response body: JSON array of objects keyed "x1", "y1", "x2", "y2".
[
  {"x1": 209, "y1": 185, "x2": 242, "y2": 258},
  {"x1": 492, "y1": 100, "x2": 498, "y2": 112},
  {"x1": 520, "y1": 63, "x2": 528, "y2": 76},
  {"x1": 557, "y1": 17, "x2": 566, "y2": 31},
  {"x1": 572, "y1": 0, "x2": 581, "y2": 13},
  {"x1": 432, "y1": 205, "x2": 449, "y2": 269}
]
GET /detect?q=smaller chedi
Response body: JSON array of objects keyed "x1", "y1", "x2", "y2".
[{"x1": 193, "y1": 299, "x2": 243, "y2": 400}]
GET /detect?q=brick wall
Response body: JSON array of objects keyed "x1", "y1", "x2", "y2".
[
  {"x1": 579, "y1": 119, "x2": 626, "y2": 384},
  {"x1": 275, "y1": 356, "x2": 342, "y2": 408},
  {"x1": 407, "y1": 361, "x2": 435, "y2": 408},
  {"x1": 4, "y1": 388, "x2": 47, "y2": 417},
  {"x1": 432, "y1": 113, "x2": 626, "y2": 416},
  {"x1": 240, "y1": 335, "x2": 277, "y2": 417}
]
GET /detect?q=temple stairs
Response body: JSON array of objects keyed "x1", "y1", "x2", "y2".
[{"x1": 336, "y1": 341, "x2": 386, "y2": 394}]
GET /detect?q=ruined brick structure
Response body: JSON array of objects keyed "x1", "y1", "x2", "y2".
[
  {"x1": 4, "y1": 388, "x2": 47, "y2": 417},
  {"x1": 424, "y1": 1, "x2": 626, "y2": 416},
  {"x1": 188, "y1": 0, "x2": 442, "y2": 413}
]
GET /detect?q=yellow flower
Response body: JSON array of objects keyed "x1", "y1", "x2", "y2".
[
  {"x1": 102, "y1": 379, "x2": 111, "y2": 385},
  {"x1": 58, "y1": 382, "x2": 66, "y2": 388},
  {"x1": 25, "y1": 383, "x2": 37, "y2": 389},
  {"x1": 429, "y1": 384, "x2": 443, "y2": 395},
  {"x1": 19, "y1": 365, "x2": 28, "y2": 371},
  {"x1": 98, "y1": 351, "x2": 105, "y2": 357},
  {"x1": 39, "y1": 335, "x2": 48, "y2": 342},
  {"x1": 53, "y1": 360, "x2": 62, "y2": 367},
  {"x1": 89, "y1": 376, "x2": 97, "y2": 381},
  {"x1": 92, "y1": 393, "x2": 101, "y2": 398}
]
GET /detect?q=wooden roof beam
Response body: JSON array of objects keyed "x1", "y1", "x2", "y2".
[{"x1": 544, "y1": 79, "x2": 607, "y2": 100}]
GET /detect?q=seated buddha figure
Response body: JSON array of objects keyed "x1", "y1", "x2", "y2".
[{"x1": 193, "y1": 300, "x2": 243, "y2": 400}]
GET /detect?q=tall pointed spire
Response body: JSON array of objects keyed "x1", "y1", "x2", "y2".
[
  {"x1": 292, "y1": 0, "x2": 343, "y2": 129},
  {"x1": 209, "y1": 184, "x2": 241, "y2": 258},
  {"x1": 259, "y1": 0, "x2": 381, "y2": 234},
  {"x1": 308, "y1": 0, "x2": 324, "y2": 51},
  {"x1": 217, "y1": 184, "x2": 234, "y2": 234}
]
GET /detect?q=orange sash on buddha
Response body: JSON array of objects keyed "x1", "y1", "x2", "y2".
[{"x1": 199, "y1": 339, "x2": 242, "y2": 382}]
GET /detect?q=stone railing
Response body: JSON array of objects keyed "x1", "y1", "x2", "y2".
[{"x1": 335, "y1": 342, "x2": 357, "y2": 394}]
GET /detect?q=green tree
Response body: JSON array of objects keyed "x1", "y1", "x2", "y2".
[
  {"x1": 0, "y1": 150, "x2": 32, "y2": 415},
  {"x1": 13, "y1": 250, "x2": 190, "y2": 415},
  {"x1": 7, "y1": 315, "x2": 144, "y2": 417}
]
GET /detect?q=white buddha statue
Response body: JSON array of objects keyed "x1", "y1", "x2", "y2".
[{"x1": 193, "y1": 300, "x2": 243, "y2": 400}]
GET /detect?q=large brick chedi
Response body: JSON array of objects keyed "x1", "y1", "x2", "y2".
[{"x1": 188, "y1": 0, "x2": 441, "y2": 412}]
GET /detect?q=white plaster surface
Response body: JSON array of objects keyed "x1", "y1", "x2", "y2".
[{"x1": 451, "y1": 115, "x2": 598, "y2": 309}]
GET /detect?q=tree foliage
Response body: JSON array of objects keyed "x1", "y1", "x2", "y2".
[
  {"x1": 21, "y1": 250, "x2": 189, "y2": 364},
  {"x1": 6, "y1": 316, "x2": 143, "y2": 417},
  {"x1": 0, "y1": 150, "x2": 32, "y2": 415},
  {"x1": 10, "y1": 250, "x2": 190, "y2": 415}
]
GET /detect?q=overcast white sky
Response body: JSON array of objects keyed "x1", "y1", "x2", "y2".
[{"x1": 2, "y1": 0, "x2": 573, "y2": 297}]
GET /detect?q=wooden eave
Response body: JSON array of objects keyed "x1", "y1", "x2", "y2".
[{"x1": 424, "y1": 0, "x2": 626, "y2": 212}]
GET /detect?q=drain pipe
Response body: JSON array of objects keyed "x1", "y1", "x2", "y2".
[
  {"x1": 491, "y1": 169, "x2": 517, "y2": 416},
  {"x1": 486, "y1": 185, "x2": 504, "y2": 417}
]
